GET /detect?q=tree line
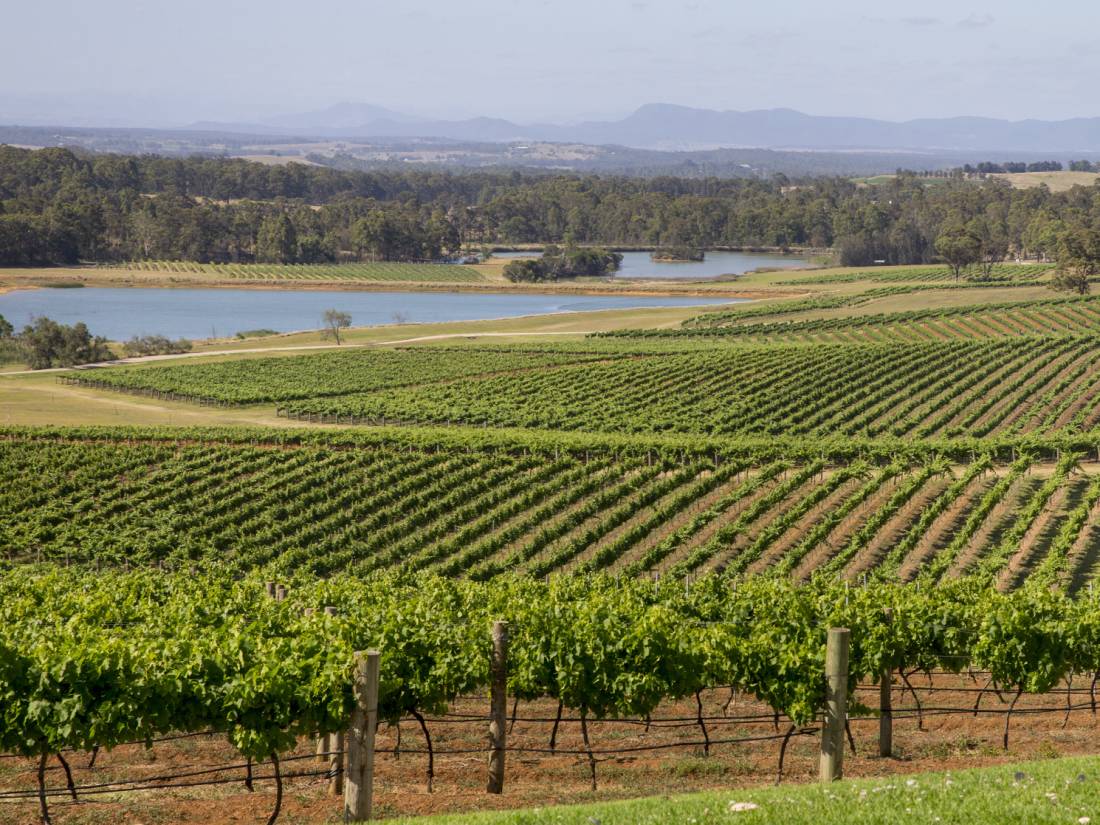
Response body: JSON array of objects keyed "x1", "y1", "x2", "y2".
[
  {"x1": 5, "y1": 145, "x2": 1100, "y2": 269},
  {"x1": 958, "y1": 161, "x2": 1065, "y2": 174},
  {"x1": 0, "y1": 315, "x2": 113, "y2": 368}
]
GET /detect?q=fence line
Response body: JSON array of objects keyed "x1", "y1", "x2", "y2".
[{"x1": 5, "y1": 619, "x2": 1100, "y2": 823}]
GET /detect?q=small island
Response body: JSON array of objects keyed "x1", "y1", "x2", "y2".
[
  {"x1": 503, "y1": 245, "x2": 623, "y2": 282},
  {"x1": 651, "y1": 246, "x2": 705, "y2": 262}
]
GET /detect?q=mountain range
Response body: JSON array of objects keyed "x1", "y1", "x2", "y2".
[{"x1": 184, "y1": 102, "x2": 1100, "y2": 154}]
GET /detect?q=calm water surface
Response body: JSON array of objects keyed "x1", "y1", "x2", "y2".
[
  {"x1": 0, "y1": 287, "x2": 739, "y2": 341},
  {"x1": 493, "y1": 250, "x2": 806, "y2": 279}
]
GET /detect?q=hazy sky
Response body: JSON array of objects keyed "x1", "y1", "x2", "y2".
[{"x1": 3, "y1": 0, "x2": 1098, "y2": 126}]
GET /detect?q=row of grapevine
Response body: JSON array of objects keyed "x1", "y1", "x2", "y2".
[
  {"x1": 278, "y1": 339, "x2": 1100, "y2": 439},
  {"x1": 1, "y1": 567, "x2": 1096, "y2": 778},
  {"x1": 115, "y1": 260, "x2": 488, "y2": 282},
  {"x1": 2, "y1": 433, "x2": 1098, "y2": 584},
  {"x1": 607, "y1": 295, "x2": 1100, "y2": 341},
  {"x1": 680, "y1": 280, "x2": 1053, "y2": 330},
  {"x1": 773, "y1": 262, "x2": 1054, "y2": 285},
  {"x1": 677, "y1": 285, "x2": 984, "y2": 328},
  {"x1": 68, "y1": 347, "x2": 619, "y2": 404}
]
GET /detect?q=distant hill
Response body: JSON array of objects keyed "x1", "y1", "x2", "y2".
[
  {"x1": 182, "y1": 102, "x2": 1100, "y2": 153},
  {"x1": 560, "y1": 104, "x2": 1100, "y2": 153},
  {"x1": 0, "y1": 124, "x2": 1032, "y2": 178},
  {"x1": 260, "y1": 101, "x2": 422, "y2": 130}
]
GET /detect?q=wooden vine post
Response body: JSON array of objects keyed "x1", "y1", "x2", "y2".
[
  {"x1": 324, "y1": 607, "x2": 344, "y2": 796},
  {"x1": 345, "y1": 650, "x2": 381, "y2": 822},
  {"x1": 330, "y1": 730, "x2": 346, "y2": 797},
  {"x1": 487, "y1": 620, "x2": 509, "y2": 794},
  {"x1": 879, "y1": 608, "x2": 893, "y2": 758},
  {"x1": 819, "y1": 627, "x2": 850, "y2": 782}
]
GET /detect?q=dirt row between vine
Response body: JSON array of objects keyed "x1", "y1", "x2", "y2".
[{"x1": 2, "y1": 677, "x2": 1099, "y2": 825}]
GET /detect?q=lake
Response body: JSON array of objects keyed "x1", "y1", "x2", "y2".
[
  {"x1": 493, "y1": 250, "x2": 807, "y2": 279},
  {"x1": 0, "y1": 288, "x2": 740, "y2": 341}
]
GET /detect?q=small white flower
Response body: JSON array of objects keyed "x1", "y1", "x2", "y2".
[
  {"x1": 728, "y1": 801, "x2": 759, "y2": 813},
  {"x1": 906, "y1": 779, "x2": 918, "y2": 788},
  {"x1": 1078, "y1": 818, "x2": 1091, "y2": 825}
]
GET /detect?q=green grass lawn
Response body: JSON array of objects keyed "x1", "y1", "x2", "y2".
[{"x1": 389, "y1": 756, "x2": 1100, "y2": 825}]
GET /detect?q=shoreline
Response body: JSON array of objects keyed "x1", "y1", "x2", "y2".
[
  {"x1": 0, "y1": 272, "x2": 786, "y2": 301},
  {"x1": 190, "y1": 300, "x2": 744, "y2": 350},
  {"x1": 491, "y1": 243, "x2": 828, "y2": 255},
  {"x1": 0, "y1": 301, "x2": 743, "y2": 370},
  {"x1": 0, "y1": 285, "x2": 754, "y2": 352}
]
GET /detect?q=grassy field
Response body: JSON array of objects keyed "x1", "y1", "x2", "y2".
[
  {"x1": 854, "y1": 174, "x2": 952, "y2": 189},
  {"x1": 180, "y1": 302, "x2": 741, "y2": 349},
  {"x1": 856, "y1": 171, "x2": 1100, "y2": 193},
  {"x1": 387, "y1": 756, "x2": 1100, "y2": 825},
  {"x1": 0, "y1": 372, "x2": 289, "y2": 426},
  {"x1": 993, "y1": 170, "x2": 1100, "y2": 192}
]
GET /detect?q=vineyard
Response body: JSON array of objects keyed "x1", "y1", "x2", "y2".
[
  {"x1": 3, "y1": 432, "x2": 1100, "y2": 587},
  {"x1": 614, "y1": 295, "x2": 1100, "y2": 341},
  {"x1": 13, "y1": 257, "x2": 1100, "y2": 823},
  {"x1": 267, "y1": 339, "x2": 1100, "y2": 439},
  {"x1": 65, "y1": 337, "x2": 1100, "y2": 439},
  {"x1": 773, "y1": 263, "x2": 1054, "y2": 285},
  {"x1": 114, "y1": 260, "x2": 489, "y2": 282},
  {"x1": 67, "y1": 347, "x2": 618, "y2": 405},
  {"x1": 4, "y1": 567, "x2": 1100, "y2": 822}
]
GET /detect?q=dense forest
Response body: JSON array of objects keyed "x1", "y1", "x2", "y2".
[{"x1": 2, "y1": 145, "x2": 1100, "y2": 268}]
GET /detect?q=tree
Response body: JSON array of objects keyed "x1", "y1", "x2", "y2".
[
  {"x1": 0, "y1": 215, "x2": 54, "y2": 265},
  {"x1": 0, "y1": 314, "x2": 12, "y2": 339},
  {"x1": 351, "y1": 213, "x2": 387, "y2": 261},
  {"x1": 122, "y1": 335, "x2": 193, "y2": 357},
  {"x1": 935, "y1": 224, "x2": 982, "y2": 281},
  {"x1": 321, "y1": 309, "x2": 351, "y2": 345},
  {"x1": 502, "y1": 259, "x2": 548, "y2": 283},
  {"x1": 256, "y1": 214, "x2": 297, "y2": 263},
  {"x1": 1051, "y1": 226, "x2": 1100, "y2": 295},
  {"x1": 968, "y1": 216, "x2": 1010, "y2": 279},
  {"x1": 1022, "y1": 214, "x2": 1065, "y2": 262},
  {"x1": 1051, "y1": 268, "x2": 1092, "y2": 295},
  {"x1": 20, "y1": 317, "x2": 114, "y2": 369},
  {"x1": 296, "y1": 235, "x2": 332, "y2": 264}
]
